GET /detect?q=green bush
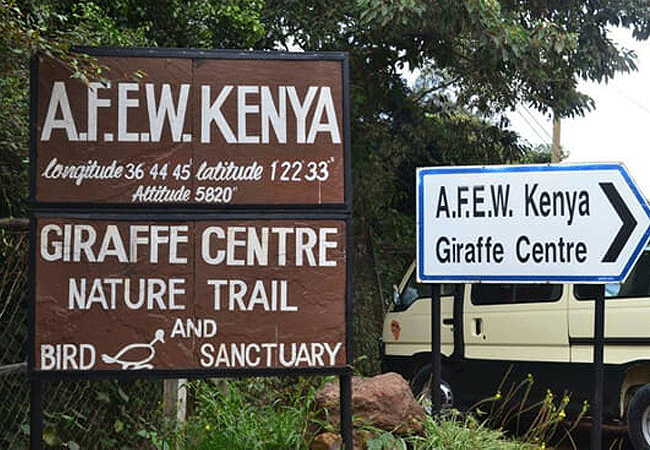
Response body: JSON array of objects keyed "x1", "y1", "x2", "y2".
[
  {"x1": 168, "y1": 378, "x2": 324, "y2": 450},
  {"x1": 138, "y1": 377, "x2": 552, "y2": 450},
  {"x1": 407, "y1": 411, "x2": 538, "y2": 450}
]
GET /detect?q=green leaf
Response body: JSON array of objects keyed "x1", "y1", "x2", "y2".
[
  {"x1": 117, "y1": 386, "x2": 129, "y2": 402},
  {"x1": 96, "y1": 391, "x2": 110, "y2": 403},
  {"x1": 42, "y1": 428, "x2": 58, "y2": 446},
  {"x1": 367, "y1": 433, "x2": 407, "y2": 450}
]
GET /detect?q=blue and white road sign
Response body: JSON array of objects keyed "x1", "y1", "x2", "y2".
[{"x1": 417, "y1": 163, "x2": 650, "y2": 283}]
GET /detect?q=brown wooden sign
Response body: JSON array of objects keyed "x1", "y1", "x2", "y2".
[
  {"x1": 35, "y1": 52, "x2": 346, "y2": 205},
  {"x1": 34, "y1": 217, "x2": 347, "y2": 372}
]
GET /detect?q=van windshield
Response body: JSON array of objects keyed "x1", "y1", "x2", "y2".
[{"x1": 395, "y1": 268, "x2": 455, "y2": 312}]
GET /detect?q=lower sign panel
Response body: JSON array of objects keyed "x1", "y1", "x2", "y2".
[{"x1": 34, "y1": 218, "x2": 347, "y2": 372}]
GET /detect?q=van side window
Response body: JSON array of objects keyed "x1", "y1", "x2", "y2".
[
  {"x1": 575, "y1": 250, "x2": 650, "y2": 300},
  {"x1": 395, "y1": 271, "x2": 455, "y2": 311},
  {"x1": 471, "y1": 284, "x2": 562, "y2": 305}
]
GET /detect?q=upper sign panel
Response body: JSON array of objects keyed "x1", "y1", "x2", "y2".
[
  {"x1": 417, "y1": 164, "x2": 650, "y2": 283},
  {"x1": 34, "y1": 51, "x2": 348, "y2": 206}
]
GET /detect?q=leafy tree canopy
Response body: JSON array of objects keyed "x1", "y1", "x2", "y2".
[{"x1": 262, "y1": 0, "x2": 650, "y2": 119}]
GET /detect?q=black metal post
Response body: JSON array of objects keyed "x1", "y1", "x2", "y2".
[
  {"x1": 30, "y1": 377, "x2": 42, "y2": 450},
  {"x1": 431, "y1": 284, "x2": 442, "y2": 414},
  {"x1": 340, "y1": 370, "x2": 353, "y2": 449},
  {"x1": 591, "y1": 285, "x2": 605, "y2": 450}
]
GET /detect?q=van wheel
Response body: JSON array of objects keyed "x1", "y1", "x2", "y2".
[
  {"x1": 628, "y1": 384, "x2": 650, "y2": 450},
  {"x1": 410, "y1": 364, "x2": 453, "y2": 414}
]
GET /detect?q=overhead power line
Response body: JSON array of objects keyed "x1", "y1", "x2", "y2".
[
  {"x1": 611, "y1": 86, "x2": 650, "y2": 116},
  {"x1": 515, "y1": 107, "x2": 552, "y2": 145}
]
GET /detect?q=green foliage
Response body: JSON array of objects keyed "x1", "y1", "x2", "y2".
[
  {"x1": 355, "y1": 0, "x2": 648, "y2": 118},
  {"x1": 137, "y1": 377, "x2": 548, "y2": 450},
  {"x1": 165, "y1": 378, "x2": 323, "y2": 450},
  {"x1": 408, "y1": 411, "x2": 538, "y2": 450},
  {"x1": 95, "y1": 0, "x2": 265, "y2": 49},
  {"x1": 39, "y1": 379, "x2": 163, "y2": 449},
  {"x1": 521, "y1": 144, "x2": 565, "y2": 164},
  {"x1": 1, "y1": 1, "x2": 31, "y2": 217},
  {"x1": 470, "y1": 371, "x2": 588, "y2": 448},
  {"x1": 367, "y1": 432, "x2": 408, "y2": 450},
  {"x1": 0, "y1": 74, "x2": 28, "y2": 218}
]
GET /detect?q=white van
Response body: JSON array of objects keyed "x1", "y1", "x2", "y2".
[{"x1": 380, "y1": 248, "x2": 650, "y2": 449}]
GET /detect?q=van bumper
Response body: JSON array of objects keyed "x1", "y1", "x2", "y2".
[{"x1": 379, "y1": 340, "x2": 420, "y2": 381}]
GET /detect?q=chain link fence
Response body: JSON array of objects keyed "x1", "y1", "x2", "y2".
[{"x1": 1, "y1": 221, "x2": 166, "y2": 449}]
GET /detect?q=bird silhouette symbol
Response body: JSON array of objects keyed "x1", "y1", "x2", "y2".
[{"x1": 101, "y1": 329, "x2": 165, "y2": 369}]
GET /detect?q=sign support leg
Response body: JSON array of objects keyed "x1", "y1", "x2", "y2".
[
  {"x1": 431, "y1": 284, "x2": 442, "y2": 414},
  {"x1": 591, "y1": 285, "x2": 605, "y2": 450},
  {"x1": 30, "y1": 376, "x2": 42, "y2": 450},
  {"x1": 340, "y1": 370, "x2": 353, "y2": 448}
]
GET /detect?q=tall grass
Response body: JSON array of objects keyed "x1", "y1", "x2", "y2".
[
  {"x1": 407, "y1": 411, "x2": 538, "y2": 450},
  {"x1": 142, "y1": 377, "x2": 553, "y2": 450},
  {"x1": 471, "y1": 370, "x2": 588, "y2": 449},
  {"x1": 168, "y1": 378, "x2": 323, "y2": 450}
]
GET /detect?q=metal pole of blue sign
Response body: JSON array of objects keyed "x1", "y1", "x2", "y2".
[
  {"x1": 591, "y1": 285, "x2": 605, "y2": 450},
  {"x1": 431, "y1": 284, "x2": 442, "y2": 414}
]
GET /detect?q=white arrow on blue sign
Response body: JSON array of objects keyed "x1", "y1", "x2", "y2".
[{"x1": 417, "y1": 163, "x2": 650, "y2": 283}]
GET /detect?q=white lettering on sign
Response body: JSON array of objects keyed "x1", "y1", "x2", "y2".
[
  {"x1": 201, "y1": 226, "x2": 338, "y2": 267},
  {"x1": 206, "y1": 279, "x2": 296, "y2": 312},
  {"x1": 198, "y1": 342, "x2": 342, "y2": 368},
  {"x1": 195, "y1": 161, "x2": 263, "y2": 182},
  {"x1": 40, "y1": 223, "x2": 339, "y2": 265},
  {"x1": 40, "y1": 158, "x2": 124, "y2": 186},
  {"x1": 170, "y1": 318, "x2": 218, "y2": 338},
  {"x1": 41, "y1": 82, "x2": 191, "y2": 143},
  {"x1": 40, "y1": 224, "x2": 189, "y2": 264},
  {"x1": 201, "y1": 85, "x2": 340, "y2": 144},
  {"x1": 41, "y1": 81, "x2": 79, "y2": 141},
  {"x1": 130, "y1": 185, "x2": 192, "y2": 202},
  {"x1": 40, "y1": 83, "x2": 341, "y2": 145},
  {"x1": 146, "y1": 83, "x2": 190, "y2": 142},
  {"x1": 40, "y1": 343, "x2": 96, "y2": 370},
  {"x1": 68, "y1": 278, "x2": 187, "y2": 311}
]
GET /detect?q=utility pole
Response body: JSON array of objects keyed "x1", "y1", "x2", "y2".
[{"x1": 552, "y1": 116, "x2": 561, "y2": 163}]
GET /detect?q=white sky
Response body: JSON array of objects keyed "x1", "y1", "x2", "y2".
[{"x1": 510, "y1": 28, "x2": 650, "y2": 199}]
